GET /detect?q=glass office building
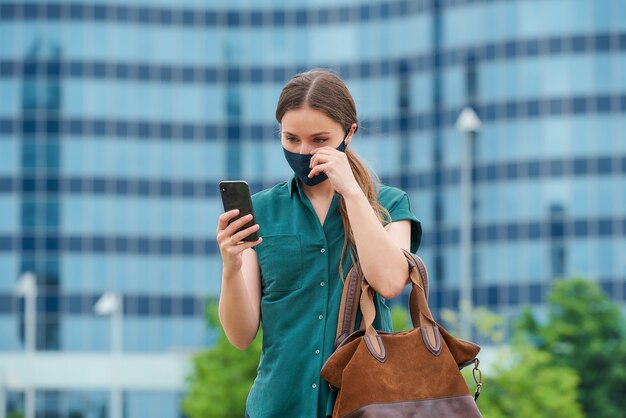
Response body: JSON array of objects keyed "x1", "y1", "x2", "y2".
[{"x1": 0, "y1": 0, "x2": 625, "y2": 416}]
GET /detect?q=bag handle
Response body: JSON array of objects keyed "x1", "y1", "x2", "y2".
[
  {"x1": 334, "y1": 249, "x2": 425, "y2": 348},
  {"x1": 334, "y1": 263, "x2": 363, "y2": 349},
  {"x1": 333, "y1": 250, "x2": 439, "y2": 359}
]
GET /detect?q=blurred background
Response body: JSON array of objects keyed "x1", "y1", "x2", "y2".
[{"x1": 0, "y1": 0, "x2": 625, "y2": 417}]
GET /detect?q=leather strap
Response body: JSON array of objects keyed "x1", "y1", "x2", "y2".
[
  {"x1": 333, "y1": 250, "x2": 441, "y2": 360},
  {"x1": 334, "y1": 249, "x2": 424, "y2": 349},
  {"x1": 334, "y1": 263, "x2": 362, "y2": 349}
]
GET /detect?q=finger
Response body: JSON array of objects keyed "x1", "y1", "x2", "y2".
[
  {"x1": 246, "y1": 237, "x2": 263, "y2": 248},
  {"x1": 217, "y1": 209, "x2": 240, "y2": 230},
  {"x1": 231, "y1": 224, "x2": 260, "y2": 243},
  {"x1": 223, "y1": 213, "x2": 255, "y2": 236},
  {"x1": 310, "y1": 152, "x2": 333, "y2": 168},
  {"x1": 228, "y1": 237, "x2": 263, "y2": 256},
  {"x1": 238, "y1": 236, "x2": 263, "y2": 250},
  {"x1": 308, "y1": 163, "x2": 330, "y2": 178}
]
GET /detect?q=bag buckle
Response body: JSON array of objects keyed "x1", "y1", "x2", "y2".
[{"x1": 472, "y1": 358, "x2": 483, "y2": 401}]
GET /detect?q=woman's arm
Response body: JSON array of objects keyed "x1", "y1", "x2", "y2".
[
  {"x1": 216, "y1": 211, "x2": 262, "y2": 349},
  {"x1": 343, "y1": 190, "x2": 411, "y2": 299},
  {"x1": 218, "y1": 249, "x2": 261, "y2": 349}
]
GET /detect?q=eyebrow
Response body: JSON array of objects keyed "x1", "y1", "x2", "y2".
[{"x1": 283, "y1": 131, "x2": 332, "y2": 137}]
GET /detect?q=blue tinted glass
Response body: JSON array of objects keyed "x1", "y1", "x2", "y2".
[
  {"x1": 64, "y1": 391, "x2": 108, "y2": 417},
  {"x1": 62, "y1": 315, "x2": 109, "y2": 351},
  {"x1": 0, "y1": 196, "x2": 17, "y2": 233},
  {"x1": 0, "y1": 81, "x2": 18, "y2": 116},
  {"x1": 62, "y1": 138, "x2": 227, "y2": 181},
  {"x1": 0, "y1": 315, "x2": 21, "y2": 350},
  {"x1": 126, "y1": 391, "x2": 185, "y2": 418}
]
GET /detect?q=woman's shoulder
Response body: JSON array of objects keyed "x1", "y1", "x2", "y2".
[
  {"x1": 251, "y1": 181, "x2": 291, "y2": 207},
  {"x1": 377, "y1": 183, "x2": 409, "y2": 205}
]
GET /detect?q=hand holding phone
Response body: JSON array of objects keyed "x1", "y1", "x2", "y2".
[{"x1": 219, "y1": 180, "x2": 260, "y2": 242}]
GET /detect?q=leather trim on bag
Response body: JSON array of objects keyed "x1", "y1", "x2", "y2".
[
  {"x1": 414, "y1": 256, "x2": 429, "y2": 300},
  {"x1": 343, "y1": 395, "x2": 482, "y2": 418},
  {"x1": 364, "y1": 334, "x2": 386, "y2": 363},
  {"x1": 459, "y1": 358, "x2": 478, "y2": 370},
  {"x1": 342, "y1": 269, "x2": 359, "y2": 335},
  {"x1": 421, "y1": 326, "x2": 442, "y2": 356}
]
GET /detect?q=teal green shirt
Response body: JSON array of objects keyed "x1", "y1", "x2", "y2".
[{"x1": 246, "y1": 176, "x2": 421, "y2": 418}]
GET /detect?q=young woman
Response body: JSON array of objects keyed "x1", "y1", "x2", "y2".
[{"x1": 216, "y1": 69, "x2": 421, "y2": 418}]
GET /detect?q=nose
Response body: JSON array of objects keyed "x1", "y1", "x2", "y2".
[{"x1": 298, "y1": 142, "x2": 315, "y2": 155}]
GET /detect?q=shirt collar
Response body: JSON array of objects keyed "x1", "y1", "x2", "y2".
[{"x1": 287, "y1": 174, "x2": 298, "y2": 198}]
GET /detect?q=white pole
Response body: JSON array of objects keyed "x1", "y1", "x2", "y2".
[
  {"x1": 16, "y1": 272, "x2": 37, "y2": 353},
  {"x1": 95, "y1": 293, "x2": 124, "y2": 418},
  {"x1": 0, "y1": 371, "x2": 5, "y2": 418},
  {"x1": 25, "y1": 290, "x2": 36, "y2": 353},
  {"x1": 111, "y1": 296, "x2": 123, "y2": 418},
  {"x1": 111, "y1": 388, "x2": 123, "y2": 418},
  {"x1": 455, "y1": 107, "x2": 481, "y2": 339},
  {"x1": 111, "y1": 297, "x2": 123, "y2": 355},
  {"x1": 459, "y1": 130, "x2": 474, "y2": 339},
  {"x1": 24, "y1": 388, "x2": 35, "y2": 418}
]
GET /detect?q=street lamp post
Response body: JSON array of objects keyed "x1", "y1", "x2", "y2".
[
  {"x1": 0, "y1": 370, "x2": 5, "y2": 418},
  {"x1": 455, "y1": 107, "x2": 482, "y2": 339},
  {"x1": 15, "y1": 272, "x2": 37, "y2": 353},
  {"x1": 15, "y1": 272, "x2": 37, "y2": 418},
  {"x1": 95, "y1": 292, "x2": 123, "y2": 418}
]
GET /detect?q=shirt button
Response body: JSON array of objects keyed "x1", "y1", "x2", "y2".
[
  {"x1": 320, "y1": 281, "x2": 325, "y2": 287},
  {"x1": 315, "y1": 349, "x2": 320, "y2": 355},
  {"x1": 312, "y1": 383, "x2": 317, "y2": 389},
  {"x1": 320, "y1": 248, "x2": 326, "y2": 253},
  {"x1": 318, "y1": 315, "x2": 324, "y2": 320}
]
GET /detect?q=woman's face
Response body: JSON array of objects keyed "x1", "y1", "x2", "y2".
[{"x1": 280, "y1": 106, "x2": 349, "y2": 155}]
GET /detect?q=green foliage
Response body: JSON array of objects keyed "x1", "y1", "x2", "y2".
[
  {"x1": 182, "y1": 302, "x2": 262, "y2": 418},
  {"x1": 440, "y1": 304, "x2": 505, "y2": 343},
  {"x1": 517, "y1": 277, "x2": 626, "y2": 418},
  {"x1": 472, "y1": 346, "x2": 583, "y2": 418},
  {"x1": 390, "y1": 304, "x2": 411, "y2": 331}
]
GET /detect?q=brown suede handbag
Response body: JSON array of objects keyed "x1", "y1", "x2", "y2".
[{"x1": 320, "y1": 250, "x2": 483, "y2": 418}]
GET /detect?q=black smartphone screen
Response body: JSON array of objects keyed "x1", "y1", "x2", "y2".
[{"x1": 219, "y1": 180, "x2": 259, "y2": 242}]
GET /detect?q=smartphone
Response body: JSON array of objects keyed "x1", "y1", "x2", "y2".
[{"x1": 219, "y1": 180, "x2": 259, "y2": 242}]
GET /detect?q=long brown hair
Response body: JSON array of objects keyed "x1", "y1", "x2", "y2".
[{"x1": 275, "y1": 69, "x2": 390, "y2": 277}]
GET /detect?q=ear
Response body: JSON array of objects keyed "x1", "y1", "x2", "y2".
[{"x1": 345, "y1": 123, "x2": 357, "y2": 145}]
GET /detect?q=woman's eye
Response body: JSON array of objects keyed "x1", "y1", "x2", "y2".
[
  {"x1": 286, "y1": 136, "x2": 298, "y2": 142},
  {"x1": 314, "y1": 137, "x2": 328, "y2": 143}
]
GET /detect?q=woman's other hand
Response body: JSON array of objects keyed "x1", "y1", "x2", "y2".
[{"x1": 308, "y1": 146, "x2": 360, "y2": 196}]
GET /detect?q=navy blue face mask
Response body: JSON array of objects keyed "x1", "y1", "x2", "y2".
[{"x1": 283, "y1": 134, "x2": 348, "y2": 187}]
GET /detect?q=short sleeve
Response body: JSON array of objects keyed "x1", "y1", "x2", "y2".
[{"x1": 378, "y1": 186, "x2": 422, "y2": 253}]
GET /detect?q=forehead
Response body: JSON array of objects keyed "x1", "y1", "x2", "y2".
[{"x1": 280, "y1": 106, "x2": 341, "y2": 134}]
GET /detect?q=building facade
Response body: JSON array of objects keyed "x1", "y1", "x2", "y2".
[{"x1": 0, "y1": 0, "x2": 625, "y2": 416}]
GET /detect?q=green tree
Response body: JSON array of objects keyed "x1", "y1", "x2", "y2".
[
  {"x1": 390, "y1": 304, "x2": 411, "y2": 331},
  {"x1": 474, "y1": 346, "x2": 583, "y2": 418},
  {"x1": 518, "y1": 277, "x2": 626, "y2": 418},
  {"x1": 182, "y1": 302, "x2": 261, "y2": 418}
]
